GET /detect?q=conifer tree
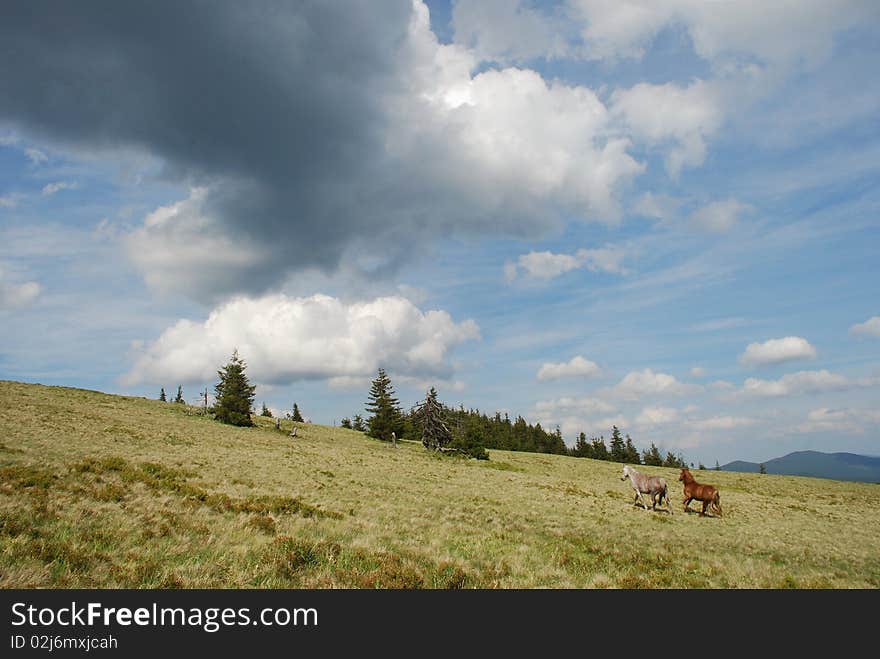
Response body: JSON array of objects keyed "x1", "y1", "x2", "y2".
[
  {"x1": 291, "y1": 403, "x2": 304, "y2": 423},
  {"x1": 352, "y1": 414, "x2": 366, "y2": 432},
  {"x1": 591, "y1": 436, "x2": 609, "y2": 460},
  {"x1": 643, "y1": 443, "x2": 663, "y2": 466},
  {"x1": 213, "y1": 349, "x2": 256, "y2": 427},
  {"x1": 340, "y1": 417, "x2": 352, "y2": 429},
  {"x1": 174, "y1": 385, "x2": 184, "y2": 404},
  {"x1": 260, "y1": 402, "x2": 272, "y2": 417},
  {"x1": 413, "y1": 387, "x2": 452, "y2": 450},
  {"x1": 624, "y1": 434, "x2": 641, "y2": 464},
  {"x1": 609, "y1": 425, "x2": 626, "y2": 462},
  {"x1": 159, "y1": 387, "x2": 167, "y2": 402},
  {"x1": 365, "y1": 368, "x2": 402, "y2": 441}
]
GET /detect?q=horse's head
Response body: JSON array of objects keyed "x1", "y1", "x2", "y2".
[
  {"x1": 678, "y1": 468, "x2": 689, "y2": 482},
  {"x1": 620, "y1": 465, "x2": 630, "y2": 481}
]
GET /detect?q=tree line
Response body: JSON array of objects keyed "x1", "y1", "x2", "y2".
[{"x1": 194, "y1": 353, "x2": 689, "y2": 468}]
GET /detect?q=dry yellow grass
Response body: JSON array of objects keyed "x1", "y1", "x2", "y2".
[{"x1": 1, "y1": 380, "x2": 878, "y2": 588}]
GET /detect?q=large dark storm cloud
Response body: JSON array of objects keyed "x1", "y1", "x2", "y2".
[{"x1": 0, "y1": 1, "x2": 638, "y2": 301}]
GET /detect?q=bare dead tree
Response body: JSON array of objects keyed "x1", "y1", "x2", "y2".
[{"x1": 413, "y1": 388, "x2": 452, "y2": 451}]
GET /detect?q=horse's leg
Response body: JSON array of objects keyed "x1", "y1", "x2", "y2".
[
  {"x1": 637, "y1": 490, "x2": 650, "y2": 510},
  {"x1": 700, "y1": 500, "x2": 708, "y2": 516},
  {"x1": 683, "y1": 496, "x2": 692, "y2": 513}
]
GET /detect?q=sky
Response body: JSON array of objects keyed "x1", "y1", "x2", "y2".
[{"x1": 1, "y1": 0, "x2": 879, "y2": 466}]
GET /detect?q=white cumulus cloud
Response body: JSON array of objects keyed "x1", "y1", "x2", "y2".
[
  {"x1": 509, "y1": 245, "x2": 627, "y2": 281},
  {"x1": 608, "y1": 368, "x2": 702, "y2": 400},
  {"x1": 849, "y1": 316, "x2": 880, "y2": 338},
  {"x1": 0, "y1": 266, "x2": 41, "y2": 309},
  {"x1": 537, "y1": 355, "x2": 602, "y2": 381},
  {"x1": 738, "y1": 370, "x2": 873, "y2": 398},
  {"x1": 739, "y1": 336, "x2": 817, "y2": 366},
  {"x1": 635, "y1": 406, "x2": 679, "y2": 426},
  {"x1": 122, "y1": 293, "x2": 480, "y2": 386}
]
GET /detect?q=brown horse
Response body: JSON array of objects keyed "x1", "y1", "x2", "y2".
[{"x1": 678, "y1": 468, "x2": 722, "y2": 517}]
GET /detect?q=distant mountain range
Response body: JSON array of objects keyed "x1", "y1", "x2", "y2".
[{"x1": 721, "y1": 451, "x2": 880, "y2": 483}]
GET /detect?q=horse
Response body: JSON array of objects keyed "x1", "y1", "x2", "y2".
[
  {"x1": 620, "y1": 465, "x2": 673, "y2": 514},
  {"x1": 678, "y1": 468, "x2": 722, "y2": 517}
]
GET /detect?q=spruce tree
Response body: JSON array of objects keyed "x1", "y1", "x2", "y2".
[
  {"x1": 340, "y1": 417, "x2": 352, "y2": 429},
  {"x1": 213, "y1": 349, "x2": 256, "y2": 427},
  {"x1": 624, "y1": 434, "x2": 641, "y2": 464},
  {"x1": 352, "y1": 414, "x2": 366, "y2": 432},
  {"x1": 291, "y1": 403, "x2": 304, "y2": 423},
  {"x1": 260, "y1": 402, "x2": 272, "y2": 417},
  {"x1": 174, "y1": 385, "x2": 184, "y2": 404},
  {"x1": 365, "y1": 368, "x2": 402, "y2": 441},
  {"x1": 609, "y1": 426, "x2": 626, "y2": 462},
  {"x1": 159, "y1": 387, "x2": 167, "y2": 402},
  {"x1": 643, "y1": 443, "x2": 663, "y2": 466}
]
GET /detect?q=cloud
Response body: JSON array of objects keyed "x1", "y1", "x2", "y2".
[
  {"x1": 41, "y1": 181, "x2": 77, "y2": 196},
  {"x1": 453, "y1": 0, "x2": 877, "y2": 70},
  {"x1": 849, "y1": 316, "x2": 880, "y2": 338},
  {"x1": 632, "y1": 192, "x2": 684, "y2": 222},
  {"x1": 0, "y1": 195, "x2": 18, "y2": 208},
  {"x1": 635, "y1": 406, "x2": 679, "y2": 426},
  {"x1": 611, "y1": 79, "x2": 722, "y2": 177},
  {"x1": 537, "y1": 355, "x2": 601, "y2": 381},
  {"x1": 689, "y1": 366, "x2": 706, "y2": 377},
  {"x1": 121, "y1": 293, "x2": 480, "y2": 386},
  {"x1": 689, "y1": 198, "x2": 751, "y2": 233},
  {"x1": 24, "y1": 147, "x2": 47, "y2": 164},
  {"x1": 533, "y1": 396, "x2": 616, "y2": 417},
  {"x1": 687, "y1": 415, "x2": 755, "y2": 431},
  {"x1": 607, "y1": 368, "x2": 702, "y2": 400},
  {"x1": 739, "y1": 336, "x2": 817, "y2": 366},
  {"x1": 738, "y1": 369, "x2": 873, "y2": 398},
  {"x1": 0, "y1": 265, "x2": 40, "y2": 309},
  {"x1": 509, "y1": 246, "x2": 628, "y2": 281},
  {"x1": 1, "y1": 1, "x2": 646, "y2": 302},
  {"x1": 794, "y1": 407, "x2": 880, "y2": 434}
]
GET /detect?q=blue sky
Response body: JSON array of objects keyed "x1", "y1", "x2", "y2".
[{"x1": 1, "y1": 1, "x2": 878, "y2": 465}]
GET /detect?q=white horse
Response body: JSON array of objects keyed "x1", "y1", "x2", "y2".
[{"x1": 620, "y1": 465, "x2": 673, "y2": 514}]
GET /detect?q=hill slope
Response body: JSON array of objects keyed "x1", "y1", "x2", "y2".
[
  {"x1": 1, "y1": 380, "x2": 879, "y2": 588},
  {"x1": 722, "y1": 451, "x2": 880, "y2": 482}
]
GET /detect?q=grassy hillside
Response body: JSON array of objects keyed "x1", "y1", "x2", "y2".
[{"x1": 2, "y1": 380, "x2": 878, "y2": 588}]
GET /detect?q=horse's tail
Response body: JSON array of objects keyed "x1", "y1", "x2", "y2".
[
  {"x1": 713, "y1": 490, "x2": 722, "y2": 517},
  {"x1": 664, "y1": 482, "x2": 673, "y2": 514}
]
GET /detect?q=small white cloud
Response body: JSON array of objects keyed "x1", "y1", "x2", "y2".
[
  {"x1": 533, "y1": 396, "x2": 616, "y2": 416},
  {"x1": 635, "y1": 406, "x2": 679, "y2": 426},
  {"x1": 739, "y1": 369, "x2": 871, "y2": 398},
  {"x1": 0, "y1": 266, "x2": 41, "y2": 309},
  {"x1": 608, "y1": 368, "x2": 702, "y2": 400},
  {"x1": 537, "y1": 355, "x2": 601, "y2": 381},
  {"x1": 739, "y1": 336, "x2": 817, "y2": 366},
  {"x1": 795, "y1": 407, "x2": 880, "y2": 434},
  {"x1": 690, "y1": 366, "x2": 706, "y2": 377},
  {"x1": 510, "y1": 245, "x2": 627, "y2": 281},
  {"x1": 632, "y1": 192, "x2": 684, "y2": 222},
  {"x1": 689, "y1": 198, "x2": 751, "y2": 233},
  {"x1": 25, "y1": 148, "x2": 48, "y2": 165},
  {"x1": 849, "y1": 316, "x2": 880, "y2": 338},
  {"x1": 41, "y1": 181, "x2": 77, "y2": 196},
  {"x1": 0, "y1": 195, "x2": 18, "y2": 209},
  {"x1": 688, "y1": 415, "x2": 755, "y2": 431},
  {"x1": 709, "y1": 380, "x2": 735, "y2": 391}
]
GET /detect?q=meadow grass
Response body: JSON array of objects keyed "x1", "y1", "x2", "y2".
[{"x1": 1, "y1": 380, "x2": 878, "y2": 588}]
